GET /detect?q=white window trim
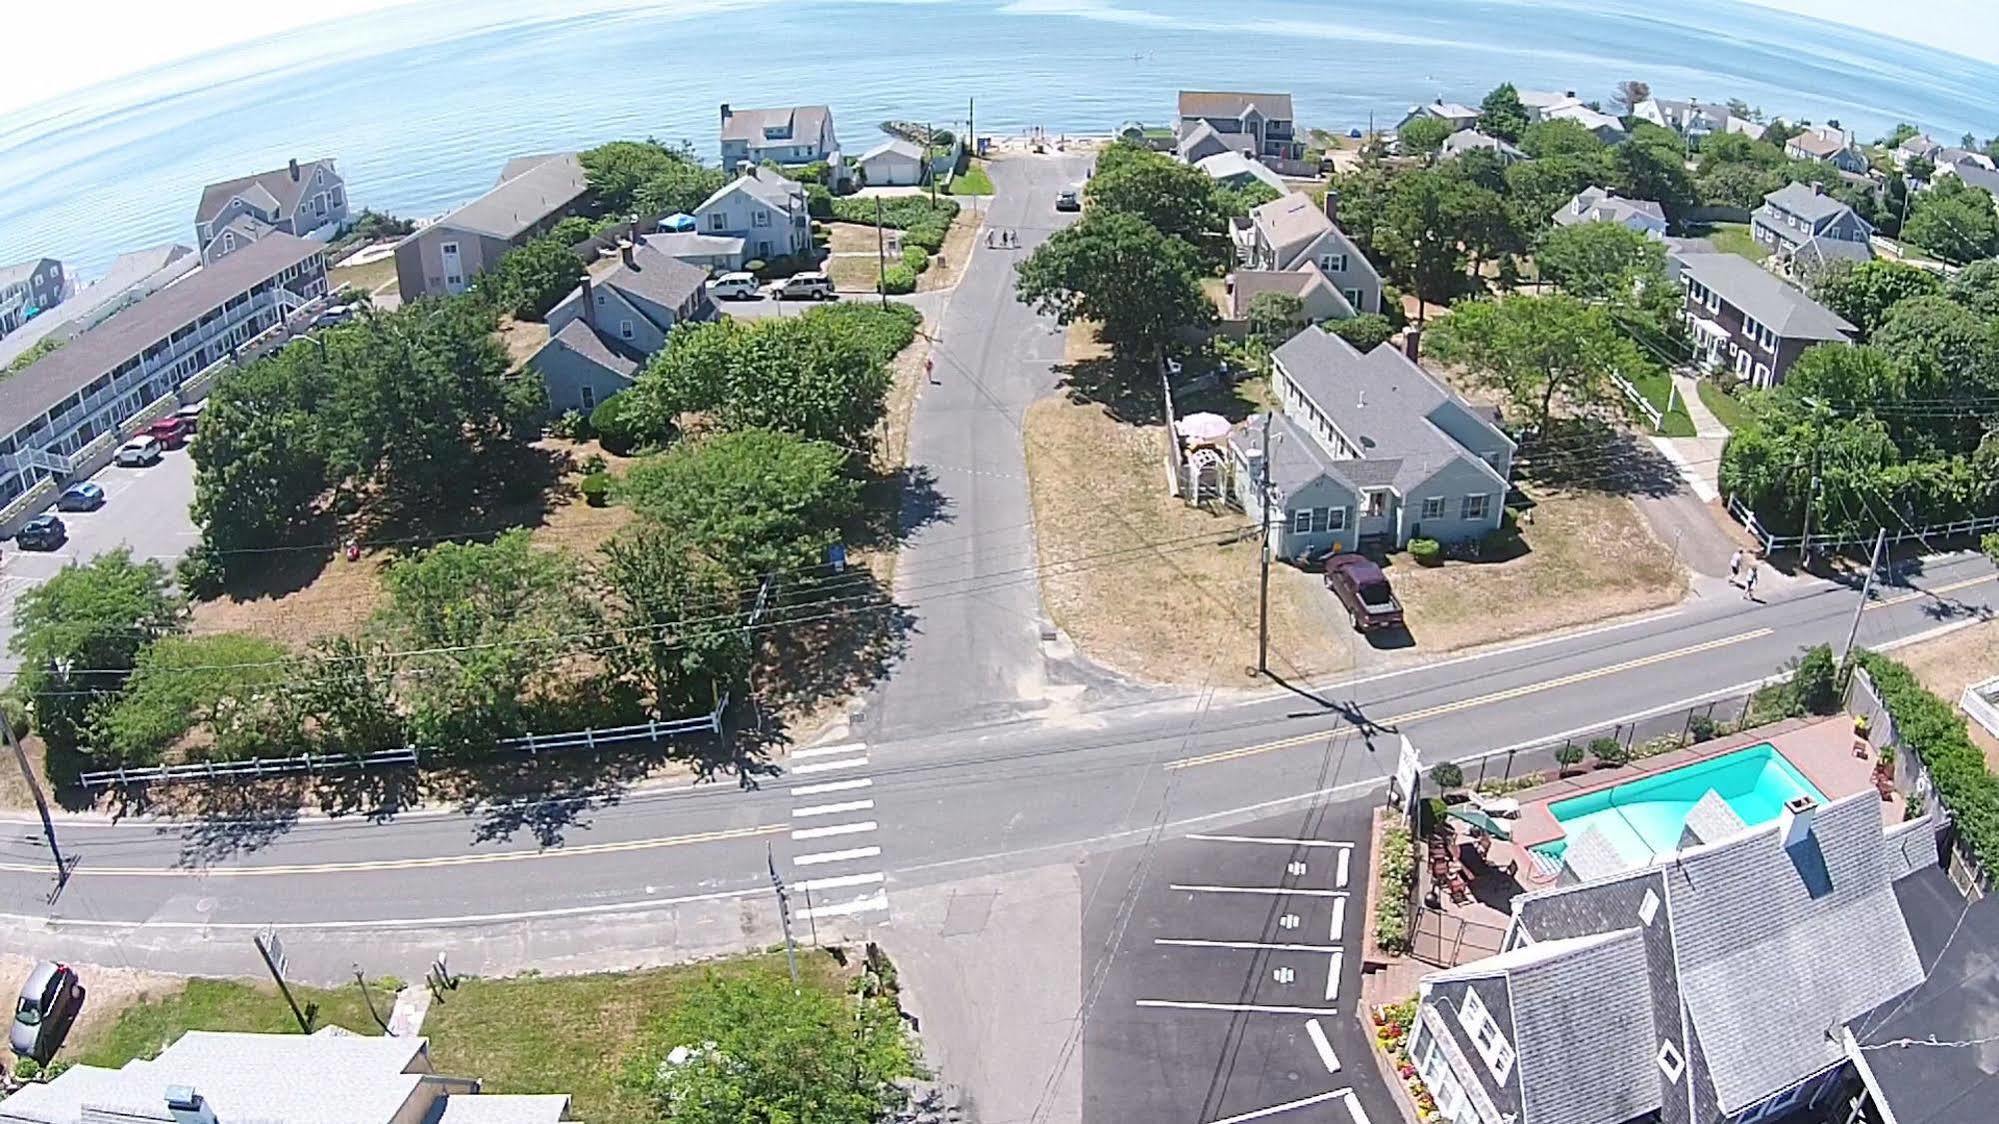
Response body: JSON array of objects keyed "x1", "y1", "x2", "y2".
[
  {"x1": 1291, "y1": 509, "x2": 1312, "y2": 534},
  {"x1": 1657, "y1": 1039, "x2": 1686, "y2": 1083},
  {"x1": 1422, "y1": 496, "x2": 1445, "y2": 520},
  {"x1": 1461, "y1": 494, "x2": 1491, "y2": 521},
  {"x1": 1329, "y1": 506, "x2": 1348, "y2": 532},
  {"x1": 620, "y1": 319, "x2": 635, "y2": 340}
]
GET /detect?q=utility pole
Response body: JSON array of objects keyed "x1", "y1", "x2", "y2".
[
  {"x1": 767, "y1": 845, "x2": 801, "y2": 989},
  {"x1": 875, "y1": 196, "x2": 888, "y2": 310},
  {"x1": 968, "y1": 97, "x2": 976, "y2": 156},
  {"x1": 928, "y1": 121, "x2": 939, "y2": 210},
  {"x1": 253, "y1": 929, "x2": 311, "y2": 1033},
  {"x1": 2, "y1": 711, "x2": 64, "y2": 897},
  {"x1": 1798, "y1": 396, "x2": 1827, "y2": 565},
  {"x1": 1841, "y1": 528, "x2": 1887, "y2": 671},
  {"x1": 1257, "y1": 408, "x2": 1275, "y2": 677}
]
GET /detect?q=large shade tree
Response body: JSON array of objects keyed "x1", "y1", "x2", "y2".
[
  {"x1": 1423, "y1": 294, "x2": 1649, "y2": 432},
  {"x1": 1013, "y1": 209, "x2": 1214, "y2": 364}
]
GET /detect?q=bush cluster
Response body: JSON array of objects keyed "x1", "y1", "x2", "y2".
[
  {"x1": 1374, "y1": 826, "x2": 1416, "y2": 953},
  {"x1": 829, "y1": 196, "x2": 960, "y2": 252},
  {"x1": 901, "y1": 244, "x2": 930, "y2": 274},
  {"x1": 879, "y1": 266, "x2": 917, "y2": 295},
  {"x1": 1856, "y1": 652, "x2": 1999, "y2": 871},
  {"x1": 1589, "y1": 736, "x2": 1630, "y2": 768},
  {"x1": 1408, "y1": 538, "x2": 1442, "y2": 566}
]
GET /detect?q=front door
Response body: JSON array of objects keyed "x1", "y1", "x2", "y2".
[{"x1": 441, "y1": 241, "x2": 466, "y2": 294}]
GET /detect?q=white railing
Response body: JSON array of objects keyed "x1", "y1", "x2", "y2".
[
  {"x1": 1612, "y1": 372, "x2": 1663, "y2": 431},
  {"x1": 1726, "y1": 495, "x2": 1999, "y2": 555},
  {"x1": 1961, "y1": 678, "x2": 1999, "y2": 741}
]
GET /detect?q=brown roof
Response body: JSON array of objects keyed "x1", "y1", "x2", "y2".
[
  {"x1": 195, "y1": 159, "x2": 337, "y2": 225},
  {"x1": 1, "y1": 234, "x2": 324, "y2": 434},
  {"x1": 1178, "y1": 91, "x2": 1295, "y2": 121}
]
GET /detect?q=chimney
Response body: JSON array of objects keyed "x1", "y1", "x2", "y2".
[
  {"x1": 288, "y1": 158, "x2": 300, "y2": 182},
  {"x1": 737, "y1": 160, "x2": 753, "y2": 179},
  {"x1": 166, "y1": 1086, "x2": 218, "y2": 1124},
  {"x1": 1812, "y1": 182, "x2": 1823, "y2": 195},
  {"x1": 1564, "y1": 90, "x2": 1576, "y2": 98},
  {"x1": 621, "y1": 234, "x2": 635, "y2": 270},
  {"x1": 1402, "y1": 329, "x2": 1422, "y2": 362},
  {"x1": 1322, "y1": 188, "x2": 1340, "y2": 225},
  {"x1": 720, "y1": 103, "x2": 732, "y2": 125},
  {"x1": 580, "y1": 276, "x2": 594, "y2": 330},
  {"x1": 1779, "y1": 794, "x2": 1818, "y2": 848}
]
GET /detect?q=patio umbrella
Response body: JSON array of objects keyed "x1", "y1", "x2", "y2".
[
  {"x1": 1175, "y1": 412, "x2": 1231, "y2": 443},
  {"x1": 1446, "y1": 804, "x2": 1513, "y2": 841}
]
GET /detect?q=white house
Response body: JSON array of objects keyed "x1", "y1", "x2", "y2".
[
  {"x1": 1544, "y1": 102, "x2": 1627, "y2": 144},
  {"x1": 1552, "y1": 186, "x2": 1668, "y2": 238},
  {"x1": 1399, "y1": 99, "x2": 1482, "y2": 133},
  {"x1": 858, "y1": 137, "x2": 927, "y2": 186},
  {"x1": 1230, "y1": 192, "x2": 1384, "y2": 316},
  {"x1": 719, "y1": 103, "x2": 840, "y2": 167},
  {"x1": 1517, "y1": 89, "x2": 1583, "y2": 123},
  {"x1": 693, "y1": 166, "x2": 813, "y2": 267}
]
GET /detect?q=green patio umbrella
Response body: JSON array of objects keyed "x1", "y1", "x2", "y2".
[{"x1": 1445, "y1": 804, "x2": 1513, "y2": 841}]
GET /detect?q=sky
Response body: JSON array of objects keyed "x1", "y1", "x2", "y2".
[{"x1": 6, "y1": 0, "x2": 1998, "y2": 117}]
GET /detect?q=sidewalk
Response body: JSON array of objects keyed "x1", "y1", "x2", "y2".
[{"x1": 1649, "y1": 373, "x2": 1731, "y2": 504}]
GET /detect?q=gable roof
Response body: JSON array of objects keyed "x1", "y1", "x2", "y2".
[
  {"x1": 1229, "y1": 410, "x2": 1358, "y2": 495},
  {"x1": 1674, "y1": 251, "x2": 1856, "y2": 340},
  {"x1": 1545, "y1": 102, "x2": 1626, "y2": 135},
  {"x1": 1764, "y1": 181, "x2": 1861, "y2": 225},
  {"x1": 860, "y1": 137, "x2": 925, "y2": 164},
  {"x1": 1679, "y1": 787, "x2": 1749, "y2": 846},
  {"x1": 498, "y1": 152, "x2": 575, "y2": 184},
  {"x1": 544, "y1": 318, "x2": 641, "y2": 382},
  {"x1": 1178, "y1": 90, "x2": 1296, "y2": 121},
  {"x1": 1229, "y1": 266, "x2": 1355, "y2": 320},
  {"x1": 1410, "y1": 99, "x2": 1480, "y2": 122},
  {"x1": 0, "y1": 245, "x2": 194, "y2": 369},
  {"x1": 1792, "y1": 234, "x2": 1876, "y2": 270},
  {"x1": 0, "y1": 258, "x2": 57, "y2": 288},
  {"x1": 1194, "y1": 151, "x2": 1288, "y2": 191},
  {"x1": 1249, "y1": 192, "x2": 1348, "y2": 266},
  {"x1": 644, "y1": 231, "x2": 746, "y2": 260},
  {"x1": 699, "y1": 165, "x2": 807, "y2": 213},
  {"x1": 1944, "y1": 159, "x2": 1999, "y2": 196},
  {"x1": 599, "y1": 243, "x2": 709, "y2": 312},
  {"x1": 196, "y1": 159, "x2": 338, "y2": 225},
  {"x1": 1553, "y1": 186, "x2": 1665, "y2": 230},
  {"x1": 720, "y1": 105, "x2": 832, "y2": 145},
  {"x1": 1899, "y1": 133, "x2": 1942, "y2": 156},
  {"x1": 1441, "y1": 129, "x2": 1525, "y2": 160},
  {"x1": 1518, "y1": 89, "x2": 1582, "y2": 112},
  {"x1": 432, "y1": 153, "x2": 589, "y2": 241}
]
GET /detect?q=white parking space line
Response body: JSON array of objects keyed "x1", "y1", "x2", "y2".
[
  {"x1": 1136, "y1": 1000, "x2": 1343, "y2": 1016},
  {"x1": 791, "y1": 778, "x2": 873, "y2": 797},
  {"x1": 792, "y1": 799, "x2": 875, "y2": 818},
  {"x1": 790, "y1": 742, "x2": 866, "y2": 760},
  {"x1": 1155, "y1": 938, "x2": 1343, "y2": 953},
  {"x1": 793, "y1": 846, "x2": 882, "y2": 866},
  {"x1": 1170, "y1": 884, "x2": 1349, "y2": 898},
  {"x1": 1330, "y1": 897, "x2": 1346, "y2": 940},
  {"x1": 1187, "y1": 834, "x2": 1356, "y2": 849},
  {"x1": 1339, "y1": 1089, "x2": 1374, "y2": 1124},
  {"x1": 797, "y1": 871, "x2": 885, "y2": 892},
  {"x1": 791, "y1": 820, "x2": 877, "y2": 841},
  {"x1": 1336, "y1": 848, "x2": 1351, "y2": 888},
  {"x1": 790, "y1": 755, "x2": 869, "y2": 775},
  {"x1": 1203, "y1": 1090, "x2": 1345, "y2": 1124},
  {"x1": 1325, "y1": 950, "x2": 1344, "y2": 1001},
  {"x1": 797, "y1": 890, "x2": 889, "y2": 920},
  {"x1": 1306, "y1": 1018, "x2": 1341, "y2": 1073}
]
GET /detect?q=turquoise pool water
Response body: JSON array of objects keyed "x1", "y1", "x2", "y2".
[{"x1": 1533, "y1": 743, "x2": 1825, "y2": 865}]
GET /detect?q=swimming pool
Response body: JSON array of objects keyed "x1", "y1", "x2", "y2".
[{"x1": 1533, "y1": 743, "x2": 1826, "y2": 865}]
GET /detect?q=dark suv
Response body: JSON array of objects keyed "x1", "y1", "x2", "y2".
[{"x1": 15, "y1": 514, "x2": 66, "y2": 551}]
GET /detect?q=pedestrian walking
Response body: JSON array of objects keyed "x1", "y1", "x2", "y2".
[
  {"x1": 1728, "y1": 548, "x2": 1743, "y2": 584},
  {"x1": 986, "y1": 229, "x2": 996, "y2": 249},
  {"x1": 1742, "y1": 564, "x2": 1758, "y2": 600}
]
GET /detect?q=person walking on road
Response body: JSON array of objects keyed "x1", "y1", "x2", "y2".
[
  {"x1": 1729, "y1": 548, "x2": 1743, "y2": 585},
  {"x1": 1741, "y1": 563, "x2": 1759, "y2": 601}
]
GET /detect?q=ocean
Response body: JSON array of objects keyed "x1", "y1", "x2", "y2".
[{"x1": 3, "y1": 0, "x2": 1996, "y2": 278}]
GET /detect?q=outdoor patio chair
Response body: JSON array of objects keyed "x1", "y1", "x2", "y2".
[{"x1": 1467, "y1": 791, "x2": 1521, "y2": 818}]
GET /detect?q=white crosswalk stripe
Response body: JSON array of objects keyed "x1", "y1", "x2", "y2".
[
  {"x1": 792, "y1": 799, "x2": 875, "y2": 818},
  {"x1": 780, "y1": 742, "x2": 892, "y2": 922},
  {"x1": 791, "y1": 820, "x2": 878, "y2": 841}
]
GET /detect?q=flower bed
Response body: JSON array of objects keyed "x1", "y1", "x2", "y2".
[{"x1": 1372, "y1": 999, "x2": 1440, "y2": 1121}]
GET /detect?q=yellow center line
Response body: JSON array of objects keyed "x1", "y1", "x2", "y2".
[
  {"x1": 1867, "y1": 572, "x2": 1996, "y2": 612},
  {"x1": 1166, "y1": 628, "x2": 1775, "y2": 771},
  {"x1": 0, "y1": 823, "x2": 788, "y2": 878}
]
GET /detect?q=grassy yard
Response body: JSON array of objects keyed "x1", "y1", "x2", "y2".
[
  {"x1": 424, "y1": 953, "x2": 843, "y2": 1123},
  {"x1": 1625, "y1": 367, "x2": 1697, "y2": 437},
  {"x1": 1703, "y1": 223, "x2": 1769, "y2": 263},
  {"x1": 328, "y1": 254, "x2": 399, "y2": 299},
  {"x1": 1696, "y1": 377, "x2": 1755, "y2": 432},
  {"x1": 67, "y1": 977, "x2": 388, "y2": 1067},
  {"x1": 948, "y1": 162, "x2": 996, "y2": 195}
]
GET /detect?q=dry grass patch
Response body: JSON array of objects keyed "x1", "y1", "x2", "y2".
[
  {"x1": 825, "y1": 253, "x2": 884, "y2": 293},
  {"x1": 328, "y1": 255, "x2": 398, "y2": 298},
  {"x1": 1889, "y1": 617, "x2": 1999, "y2": 769},
  {"x1": 497, "y1": 317, "x2": 550, "y2": 369},
  {"x1": 823, "y1": 222, "x2": 882, "y2": 255},
  {"x1": 1200, "y1": 276, "x2": 1230, "y2": 318},
  {"x1": 1390, "y1": 488, "x2": 1687, "y2": 651},
  {"x1": 917, "y1": 205, "x2": 978, "y2": 292}
]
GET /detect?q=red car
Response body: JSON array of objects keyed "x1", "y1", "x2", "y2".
[
  {"x1": 1324, "y1": 554, "x2": 1405, "y2": 633},
  {"x1": 145, "y1": 414, "x2": 192, "y2": 449}
]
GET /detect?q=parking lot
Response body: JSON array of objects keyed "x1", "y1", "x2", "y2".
[{"x1": 1082, "y1": 799, "x2": 1395, "y2": 1124}]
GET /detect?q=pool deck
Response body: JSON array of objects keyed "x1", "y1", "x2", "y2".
[{"x1": 1420, "y1": 717, "x2": 1902, "y2": 954}]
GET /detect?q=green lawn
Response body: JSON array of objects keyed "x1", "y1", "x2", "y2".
[
  {"x1": 423, "y1": 953, "x2": 845, "y2": 1123},
  {"x1": 1625, "y1": 368, "x2": 1696, "y2": 437},
  {"x1": 1704, "y1": 223, "x2": 1769, "y2": 263},
  {"x1": 328, "y1": 254, "x2": 399, "y2": 298},
  {"x1": 948, "y1": 163, "x2": 995, "y2": 195},
  {"x1": 1696, "y1": 377, "x2": 1755, "y2": 432},
  {"x1": 69, "y1": 978, "x2": 388, "y2": 1067}
]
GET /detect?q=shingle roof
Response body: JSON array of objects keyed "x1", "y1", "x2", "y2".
[
  {"x1": 498, "y1": 152, "x2": 574, "y2": 184},
  {"x1": 1178, "y1": 90, "x2": 1296, "y2": 121},
  {"x1": 860, "y1": 137, "x2": 925, "y2": 164},
  {"x1": 1195, "y1": 151, "x2": 1288, "y2": 192},
  {"x1": 1441, "y1": 130, "x2": 1525, "y2": 160},
  {"x1": 598, "y1": 243, "x2": 709, "y2": 312},
  {"x1": 195, "y1": 159, "x2": 337, "y2": 225},
  {"x1": 1229, "y1": 411, "x2": 1357, "y2": 494},
  {"x1": 1553, "y1": 186, "x2": 1665, "y2": 230},
  {"x1": 643, "y1": 231, "x2": 746, "y2": 260},
  {"x1": 432, "y1": 153, "x2": 589, "y2": 241},
  {"x1": 0, "y1": 233, "x2": 323, "y2": 433},
  {"x1": 1764, "y1": 181, "x2": 1859, "y2": 224},
  {"x1": 1792, "y1": 234, "x2": 1875, "y2": 269},
  {"x1": 1945, "y1": 160, "x2": 1999, "y2": 195},
  {"x1": 1787, "y1": 131, "x2": 1850, "y2": 159},
  {"x1": 0, "y1": 258, "x2": 55, "y2": 288},
  {"x1": 1506, "y1": 931, "x2": 1662, "y2": 1124},
  {"x1": 699, "y1": 166, "x2": 807, "y2": 213},
  {"x1": 1518, "y1": 90, "x2": 1582, "y2": 111},
  {"x1": 1562, "y1": 823, "x2": 1639, "y2": 882},
  {"x1": 1679, "y1": 787, "x2": 1748, "y2": 846},
  {"x1": 720, "y1": 105, "x2": 832, "y2": 145},
  {"x1": 1674, "y1": 251, "x2": 1856, "y2": 340},
  {"x1": 1899, "y1": 133, "x2": 1942, "y2": 156},
  {"x1": 1228, "y1": 267, "x2": 1355, "y2": 320},
  {"x1": 0, "y1": 245, "x2": 193, "y2": 369},
  {"x1": 544, "y1": 318, "x2": 641, "y2": 382},
  {"x1": 1250, "y1": 193, "x2": 1337, "y2": 267},
  {"x1": 1545, "y1": 103, "x2": 1626, "y2": 135}
]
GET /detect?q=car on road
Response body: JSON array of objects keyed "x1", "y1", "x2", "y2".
[
  {"x1": 115, "y1": 436, "x2": 163, "y2": 467},
  {"x1": 1324, "y1": 553, "x2": 1404, "y2": 632},
  {"x1": 1054, "y1": 187, "x2": 1081, "y2": 211},
  {"x1": 709, "y1": 272, "x2": 761, "y2": 301},
  {"x1": 767, "y1": 272, "x2": 836, "y2": 301},
  {"x1": 10, "y1": 961, "x2": 80, "y2": 1062},
  {"x1": 56, "y1": 482, "x2": 105, "y2": 512},
  {"x1": 15, "y1": 514, "x2": 66, "y2": 551},
  {"x1": 145, "y1": 414, "x2": 192, "y2": 449}
]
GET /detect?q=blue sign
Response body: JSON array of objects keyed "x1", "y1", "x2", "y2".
[{"x1": 827, "y1": 543, "x2": 847, "y2": 573}]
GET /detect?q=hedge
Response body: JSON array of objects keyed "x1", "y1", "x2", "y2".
[
  {"x1": 1856, "y1": 651, "x2": 1999, "y2": 871},
  {"x1": 803, "y1": 302, "x2": 920, "y2": 362},
  {"x1": 829, "y1": 196, "x2": 960, "y2": 252},
  {"x1": 879, "y1": 265, "x2": 917, "y2": 295},
  {"x1": 1375, "y1": 825, "x2": 1416, "y2": 954},
  {"x1": 901, "y1": 244, "x2": 930, "y2": 274}
]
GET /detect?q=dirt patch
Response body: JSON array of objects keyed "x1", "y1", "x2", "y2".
[
  {"x1": 498, "y1": 318, "x2": 550, "y2": 369},
  {"x1": 0, "y1": 953, "x2": 186, "y2": 1078},
  {"x1": 918, "y1": 205, "x2": 979, "y2": 293},
  {"x1": 1890, "y1": 618, "x2": 1999, "y2": 769},
  {"x1": 1390, "y1": 488, "x2": 1687, "y2": 651}
]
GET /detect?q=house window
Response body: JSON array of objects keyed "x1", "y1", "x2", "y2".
[
  {"x1": 1329, "y1": 506, "x2": 1348, "y2": 532},
  {"x1": 1292, "y1": 509, "x2": 1312, "y2": 534},
  {"x1": 1366, "y1": 491, "x2": 1388, "y2": 518},
  {"x1": 620, "y1": 319, "x2": 635, "y2": 340},
  {"x1": 579, "y1": 385, "x2": 596, "y2": 412},
  {"x1": 1456, "y1": 989, "x2": 1515, "y2": 1083},
  {"x1": 1657, "y1": 1039, "x2": 1686, "y2": 1083},
  {"x1": 1320, "y1": 253, "x2": 1348, "y2": 273},
  {"x1": 709, "y1": 213, "x2": 727, "y2": 231},
  {"x1": 441, "y1": 242, "x2": 458, "y2": 255},
  {"x1": 1461, "y1": 494, "x2": 1491, "y2": 521},
  {"x1": 1344, "y1": 289, "x2": 1364, "y2": 309},
  {"x1": 1755, "y1": 362, "x2": 1771, "y2": 384},
  {"x1": 754, "y1": 210, "x2": 770, "y2": 227},
  {"x1": 1640, "y1": 887, "x2": 1661, "y2": 925},
  {"x1": 1421, "y1": 496, "x2": 1445, "y2": 520}
]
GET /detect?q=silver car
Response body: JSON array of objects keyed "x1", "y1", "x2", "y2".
[{"x1": 11, "y1": 961, "x2": 80, "y2": 1062}]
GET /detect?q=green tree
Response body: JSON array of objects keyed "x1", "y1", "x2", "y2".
[
  {"x1": 580, "y1": 139, "x2": 713, "y2": 214},
  {"x1": 600, "y1": 525, "x2": 753, "y2": 716},
  {"x1": 617, "y1": 429, "x2": 859, "y2": 582},
  {"x1": 1871, "y1": 295, "x2": 1999, "y2": 399},
  {"x1": 1807, "y1": 260, "x2": 1944, "y2": 339},
  {"x1": 1534, "y1": 220, "x2": 1676, "y2": 324},
  {"x1": 1326, "y1": 313, "x2": 1397, "y2": 352},
  {"x1": 1520, "y1": 119, "x2": 1607, "y2": 160},
  {"x1": 91, "y1": 633, "x2": 295, "y2": 765},
  {"x1": 1246, "y1": 292, "x2": 1305, "y2": 348},
  {"x1": 1791, "y1": 644, "x2": 1840, "y2": 714},
  {"x1": 1084, "y1": 147, "x2": 1224, "y2": 247},
  {"x1": 376, "y1": 530, "x2": 598, "y2": 755},
  {"x1": 1879, "y1": 123, "x2": 1920, "y2": 149},
  {"x1": 1398, "y1": 116, "x2": 1453, "y2": 158},
  {"x1": 1904, "y1": 177, "x2": 1999, "y2": 263},
  {"x1": 476, "y1": 237, "x2": 584, "y2": 321},
  {"x1": 548, "y1": 215, "x2": 598, "y2": 246},
  {"x1": 1213, "y1": 180, "x2": 1281, "y2": 220},
  {"x1": 1423, "y1": 294, "x2": 1649, "y2": 433},
  {"x1": 190, "y1": 338, "x2": 333, "y2": 566},
  {"x1": 294, "y1": 635, "x2": 405, "y2": 756},
  {"x1": 1014, "y1": 210, "x2": 1213, "y2": 364},
  {"x1": 1946, "y1": 259, "x2": 1999, "y2": 317},
  {"x1": 1325, "y1": 163, "x2": 1401, "y2": 258},
  {"x1": 1504, "y1": 152, "x2": 1616, "y2": 228},
  {"x1": 1612, "y1": 128, "x2": 1699, "y2": 217},
  {"x1": 9, "y1": 549, "x2": 186, "y2": 756},
  {"x1": 623, "y1": 967, "x2": 916, "y2": 1124},
  {"x1": 1477, "y1": 84, "x2": 1530, "y2": 143},
  {"x1": 633, "y1": 159, "x2": 728, "y2": 217},
  {"x1": 1373, "y1": 172, "x2": 1505, "y2": 321}
]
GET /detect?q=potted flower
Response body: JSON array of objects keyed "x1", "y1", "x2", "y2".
[{"x1": 1855, "y1": 713, "x2": 1871, "y2": 738}]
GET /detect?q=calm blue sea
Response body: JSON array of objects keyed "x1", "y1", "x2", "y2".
[{"x1": 4, "y1": 0, "x2": 1997, "y2": 277}]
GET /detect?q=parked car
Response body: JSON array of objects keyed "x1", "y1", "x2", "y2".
[
  {"x1": 709, "y1": 272, "x2": 761, "y2": 301},
  {"x1": 56, "y1": 482, "x2": 105, "y2": 512},
  {"x1": 1324, "y1": 553, "x2": 1405, "y2": 633},
  {"x1": 10, "y1": 961, "x2": 80, "y2": 1062},
  {"x1": 15, "y1": 514, "x2": 65, "y2": 551},
  {"x1": 145, "y1": 414, "x2": 192, "y2": 449},
  {"x1": 115, "y1": 436, "x2": 162, "y2": 467},
  {"x1": 311, "y1": 303, "x2": 356, "y2": 329},
  {"x1": 174, "y1": 400, "x2": 206, "y2": 432},
  {"x1": 1054, "y1": 187, "x2": 1081, "y2": 212},
  {"x1": 768, "y1": 272, "x2": 835, "y2": 301}
]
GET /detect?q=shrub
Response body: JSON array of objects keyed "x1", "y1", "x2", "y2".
[
  {"x1": 580, "y1": 452, "x2": 609, "y2": 476},
  {"x1": 1983, "y1": 531, "x2": 1999, "y2": 564},
  {"x1": 1554, "y1": 743, "x2": 1586, "y2": 771},
  {"x1": 580, "y1": 472, "x2": 612, "y2": 507},
  {"x1": 1856, "y1": 651, "x2": 1999, "y2": 872},
  {"x1": 589, "y1": 394, "x2": 640, "y2": 455},
  {"x1": 1791, "y1": 643, "x2": 1840, "y2": 715},
  {"x1": 901, "y1": 244, "x2": 930, "y2": 274},
  {"x1": 549, "y1": 408, "x2": 587, "y2": 439},
  {"x1": 175, "y1": 542, "x2": 227, "y2": 600},
  {"x1": 1590, "y1": 736, "x2": 1630, "y2": 768},
  {"x1": 1408, "y1": 538, "x2": 1442, "y2": 566},
  {"x1": 1688, "y1": 713, "x2": 1719, "y2": 742},
  {"x1": 830, "y1": 195, "x2": 960, "y2": 252},
  {"x1": 879, "y1": 265, "x2": 918, "y2": 295},
  {"x1": 1375, "y1": 826, "x2": 1416, "y2": 954},
  {"x1": 13, "y1": 1058, "x2": 39, "y2": 1081},
  {"x1": 0, "y1": 693, "x2": 27, "y2": 742},
  {"x1": 803, "y1": 301, "x2": 921, "y2": 361},
  {"x1": 1431, "y1": 762, "x2": 1464, "y2": 790}
]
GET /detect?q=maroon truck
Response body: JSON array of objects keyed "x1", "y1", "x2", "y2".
[{"x1": 1324, "y1": 554, "x2": 1405, "y2": 633}]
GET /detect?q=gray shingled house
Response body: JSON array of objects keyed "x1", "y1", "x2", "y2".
[
  {"x1": 193, "y1": 158, "x2": 349, "y2": 264},
  {"x1": 529, "y1": 238, "x2": 715, "y2": 415},
  {"x1": 1411, "y1": 792, "x2": 1925, "y2": 1124},
  {"x1": 1228, "y1": 326, "x2": 1513, "y2": 559},
  {"x1": 393, "y1": 153, "x2": 591, "y2": 301},
  {"x1": 1751, "y1": 183, "x2": 1875, "y2": 274}
]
